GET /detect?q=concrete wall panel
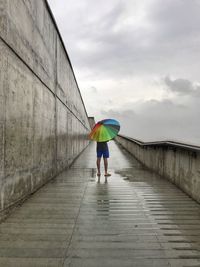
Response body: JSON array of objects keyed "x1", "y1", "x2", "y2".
[
  {"x1": 1, "y1": 0, "x2": 56, "y2": 91},
  {"x1": 0, "y1": 0, "x2": 8, "y2": 40},
  {"x1": 0, "y1": 40, "x2": 57, "y2": 210},
  {"x1": 57, "y1": 40, "x2": 71, "y2": 105},
  {"x1": 32, "y1": 79, "x2": 56, "y2": 191},
  {"x1": 0, "y1": 41, "x2": 7, "y2": 190},
  {"x1": 56, "y1": 37, "x2": 90, "y2": 128},
  {"x1": 57, "y1": 100, "x2": 68, "y2": 172},
  {"x1": 1, "y1": 41, "x2": 34, "y2": 209}
]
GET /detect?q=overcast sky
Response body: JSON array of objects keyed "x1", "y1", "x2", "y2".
[{"x1": 48, "y1": 0, "x2": 200, "y2": 145}]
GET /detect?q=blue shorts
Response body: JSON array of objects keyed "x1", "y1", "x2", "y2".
[{"x1": 97, "y1": 149, "x2": 109, "y2": 158}]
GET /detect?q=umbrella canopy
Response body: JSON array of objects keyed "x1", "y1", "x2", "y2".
[{"x1": 89, "y1": 119, "x2": 120, "y2": 142}]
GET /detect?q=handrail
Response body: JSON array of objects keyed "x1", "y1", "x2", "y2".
[{"x1": 117, "y1": 134, "x2": 200, "y2": 153}]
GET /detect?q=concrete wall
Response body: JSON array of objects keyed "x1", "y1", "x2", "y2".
[
  {"x1": 116, "y1": 135, "x2": 200, "y2": 203},
  {"x1": 88, "y1": 117, "x2": 95, "y2": 129},
  {"x1": 0, "y1": 0, "x2": 90, "y2": 215}
]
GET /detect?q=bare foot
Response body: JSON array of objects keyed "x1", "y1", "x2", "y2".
[{"x1": 104, "y1": 173, "x2": 111, "y2": 177}]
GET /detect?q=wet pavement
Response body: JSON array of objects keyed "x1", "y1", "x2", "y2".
[{"x1": 1, "y1": 141, "x2": 200, "y2": 266}]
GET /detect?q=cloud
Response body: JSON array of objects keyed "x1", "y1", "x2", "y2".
[
  {"x1": 149, "y1": 0, "x2": 200, "y2": 40},
  {"x1": 87, "y1": 86, "x2": 98, "y2": 94},
  {"x1": 164, "y1": 76, "x2": 200, "y2": 96}
]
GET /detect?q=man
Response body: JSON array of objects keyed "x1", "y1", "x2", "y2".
[{"x1": 96, "y1": 141, "x2": 111, "y2": 177}]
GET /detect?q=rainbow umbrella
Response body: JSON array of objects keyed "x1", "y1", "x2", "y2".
[{"x1": 89, "y1": 119, "x2": 120, "y2": 142}]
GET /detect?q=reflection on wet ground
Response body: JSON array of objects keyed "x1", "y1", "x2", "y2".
[{"x1": 0, "y1": 141, "x2": 200, "y2": 266}]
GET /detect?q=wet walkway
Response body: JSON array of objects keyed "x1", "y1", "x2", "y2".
[{"x1": 1, "y1": 141, "x2": 200, "y2": 267}]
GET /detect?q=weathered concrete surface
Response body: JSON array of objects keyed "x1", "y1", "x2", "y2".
[
  {"x1": 1, "y1": 141, "x2": 200, "y2": 266},
  {"x1": 0, "y1": 0, "x2": 90, "y2": 216},
  {"x1": 116, "y1": 135, "x2": 200, "y2": 204},
  {"x1": 88, "y1": 116, "x2": 95, "y2": 129}
]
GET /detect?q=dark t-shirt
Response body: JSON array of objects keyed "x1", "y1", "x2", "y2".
[{"x1": 97, "y1": 142, "x2": 108, "y2": 151}]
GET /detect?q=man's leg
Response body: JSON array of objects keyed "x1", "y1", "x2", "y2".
[
  {"x1": 96, "y1": 157, "x2": 101, "y2": 175},
  {"x1": 103, "y1": 158, "x2": 111, "y2": 176}
]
